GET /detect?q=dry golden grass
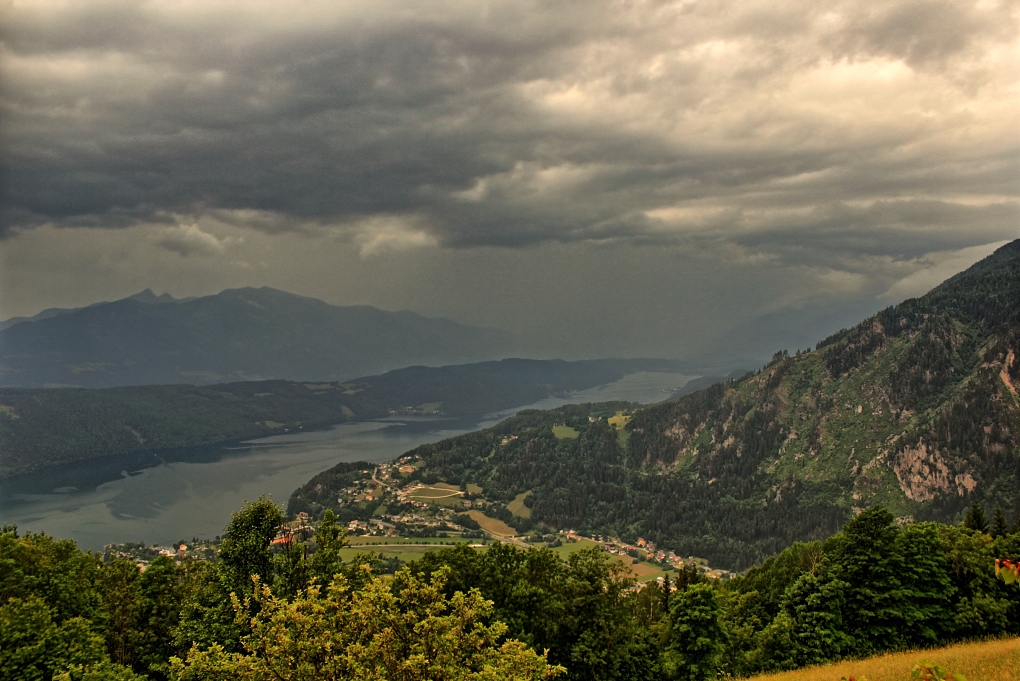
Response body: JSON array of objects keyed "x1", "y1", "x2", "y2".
[
  {"x1": 466, "y1": 510, "x2": 517, "y2": 536},
  {"x1": 745, "y1": 637, "x2": 1020, "y2": 681},
  {"x1": 608, "y1": 412, "x2": 631, "y2": 429}
]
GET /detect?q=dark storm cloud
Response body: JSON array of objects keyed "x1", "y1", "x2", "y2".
[{"x1": 0, "y1": 0, "x2": 1017, "y2": 262}]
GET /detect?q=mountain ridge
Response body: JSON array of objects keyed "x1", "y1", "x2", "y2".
[
  {"x1": 0, "y1": 286, "x2": 537, "y2": 388},
  {"x1": 347, "y1": 239, "x2": 1020, "y2": 569}
]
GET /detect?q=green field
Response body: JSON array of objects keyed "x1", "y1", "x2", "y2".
[
  {"x1": 547, "y1": 536, "x2": 601, "y2": 558},
  {"x1": 551, "y1": 425, "x2": 579, "y2": 439},
  {"x1": 340, "y1": 536, "x2": 492, "y2": 565},
  {"x1": 348, "y1": 537, "x2": 462, "y2": 546},
  {"x1": 408, "y1": 483, "x2": 470, "y2": 507},
  {"x1": 406, "y1": 485, "x2": 467, "y2": 508},
  {"x1": 345, "y1": 535, "x2": 666, "y2": 582},
  {"x1": 546, "y1": 537, "x2": 666, "y2": 582},
  {"x1": 507, "y1": 491, "x2": 532, "y2": 518}
]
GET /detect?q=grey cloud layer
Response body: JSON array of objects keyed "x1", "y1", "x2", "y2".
[{"x1": 1, "y1": 0, "x2": 1017, "y2": 259}]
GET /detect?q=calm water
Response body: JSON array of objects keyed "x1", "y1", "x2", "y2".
[{"x1": 0, "y1": 371, "x2": 694, "y2": 550}]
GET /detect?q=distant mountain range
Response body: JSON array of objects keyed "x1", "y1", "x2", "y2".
[{"x1": 0, "y1": 287, "x2": 537, "y2": 388}]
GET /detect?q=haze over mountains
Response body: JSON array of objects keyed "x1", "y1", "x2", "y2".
[
  {"x1": 0, "y1": 287, "x2": 538, "y2": 388},
  {"x1": 333, "y1": 239, "x2": 1020, "y2": 568}
]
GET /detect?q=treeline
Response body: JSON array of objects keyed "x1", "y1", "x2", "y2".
[{"x1": 3, "y1": 502, "x2": 1020, "y2": 680}]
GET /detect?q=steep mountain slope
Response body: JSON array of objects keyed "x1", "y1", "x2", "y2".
[
  {"x1": 0, "y1": 287, "x2": 530, "y2": 387},
  {"x1": 629, "y1": 238, "x2": 1020, "y2": 517},
  {"x1": 382, "y1": 240, "x2": 1020, "y2": 569},
  {"x1": 0, "y1": 357, "x2": 684, "y2": 478}
]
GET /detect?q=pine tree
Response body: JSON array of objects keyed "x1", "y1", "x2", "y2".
[
  {"x1": 1010, "y1": 510, "x2": 1020, "y2": 536},
  {"x1": 963, "y1": 501, "x2": 989, "y2": 533},
  {"x1": 991, "y1": 506, "x2": 1007, "y2": 538}
]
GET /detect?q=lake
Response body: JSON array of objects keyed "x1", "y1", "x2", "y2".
[{"x1": 0, "y1": 371, "x2": 694, "y2": 550}]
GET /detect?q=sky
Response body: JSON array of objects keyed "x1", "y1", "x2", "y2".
[{"x1": 1, "y1": 0, "x2": 1017, "y2": 360}]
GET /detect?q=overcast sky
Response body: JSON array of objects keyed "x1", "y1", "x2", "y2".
[{"x1": 1, "y1": 0, "x2": 1017, "y2": 359}]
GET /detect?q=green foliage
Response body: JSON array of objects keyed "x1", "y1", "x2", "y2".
[
  {"x1": 168, "y1": 568, "x2": 563, "y2": 681},
  {"x1": 412, "y1": 544, "x2": 656, "y2": 681},
  {"x1": 4, "y1": 500, "x2": 1020, "y2": 680},
  {"x1": 217, "y1": 496, "x2": 284, "y2": 599},
  {"x1": 661, "y1": 583, "x2": 723, "y2": 681},
  {"x1": 963, "y1": 502, "x2": 989, "y2": 534},
  {"x1": 992, "y1": 507, "x2": 1007, "y2": 538},
  {"x1": 0, "y1": 595, "x2": 108, "y2": 681},
  {"x1": 307, "y1": 509, "x2": 348, "y2": 584},
  {"x1": 912, "y1": 660, "x2": 967, "y2": 681}
]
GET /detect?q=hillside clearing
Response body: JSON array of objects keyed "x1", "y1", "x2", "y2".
[
  {"x1": 607, "y1": 412, "x2": 631, "y2": 429},
  {"x1": 407, "y1": 485, "x2": 461, "y2": 499},
  {"x1": 746, "y1": 637, "x2": 1020, "y2": 681},
  {"x1": 551, "y1": 425, "x2": 579, "y2": 439},
  {"x1": 508, "y1": 491, "x2": 532, "y2": 518},
  {"x1": 466, "y1": 510, "x2": 517, "y2": 536}
]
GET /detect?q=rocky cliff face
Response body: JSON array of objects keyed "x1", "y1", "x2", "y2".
[{"x1": 628, "y1": 239, "x2": 1020, "y2": 521}]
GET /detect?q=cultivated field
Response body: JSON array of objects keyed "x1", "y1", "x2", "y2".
[
  {"x1": 466, "y1": 510, "x2": 517, "y2": 536},
  {"x1": 746, "y1": 637, "x2": 1020, "y2": 681},
  {"x1": 406, "y1": 484, "x2": 464, "y2": 507}
]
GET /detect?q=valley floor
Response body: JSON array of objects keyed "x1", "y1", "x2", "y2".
[{"x1": 746, "y1": 637, "x2": 1020, "y2": 681}]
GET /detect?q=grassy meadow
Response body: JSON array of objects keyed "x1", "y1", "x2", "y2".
[
  {"x1": 551, "y1": 424, "x2": 579, "y2": 439},
  {"x1": 745, "y1": 637, "x2": 1020, "y2": 681},
  {"x1": 507, "y1": 491, "x2": 532, "y2": 518}
]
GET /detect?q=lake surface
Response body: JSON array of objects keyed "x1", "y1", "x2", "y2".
[{"x1": 0, "y1": 371, "x2": 694, "y2": 550}]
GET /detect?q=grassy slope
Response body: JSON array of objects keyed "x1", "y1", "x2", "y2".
[{"x1": 747, "y1": 637, "x2": 1020, "y2": 681}]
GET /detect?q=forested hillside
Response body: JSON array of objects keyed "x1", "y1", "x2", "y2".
[
  {"x1": 3, "y1": 501, "x2": 1019, "y2": 680},
  {"x1": 0, "y1": 358, "x2": 682, "y2": 478},
  {"x1": 395, "y1": 240, "x2": 1020, "y2": 569}
]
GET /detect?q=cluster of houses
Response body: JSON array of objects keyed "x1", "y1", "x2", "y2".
[
  {"x1": 104, "y1": 539, "x2": 221, "y2": 568},
  {"x1": 345, "y1": 518, "x2": 397, "y2": 536},
  {"x1": 562, "y1": 531, "x2": 735, "y2": 580}
]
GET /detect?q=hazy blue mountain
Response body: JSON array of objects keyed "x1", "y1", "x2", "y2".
[
  {"x1": 686, "y1": 298, "x2": 887, "y2": 371},
  {"x1": 0, "y1": 287, "x2": 532, "y2": 388},
  {"x1": 0, "y1": 306, "x2": 79, "y2": 331}
]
